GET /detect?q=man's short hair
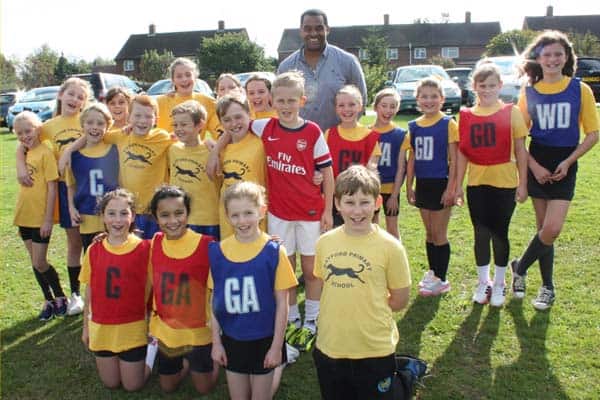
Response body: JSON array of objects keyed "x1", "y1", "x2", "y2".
[{"x1": 300, "y1": 9, "x2": 328, "y2": 27}]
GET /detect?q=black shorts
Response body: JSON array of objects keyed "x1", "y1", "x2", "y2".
[
  {"x1": 528, "y1": 142, "x2": 577, "y2": 201},
  {"x1": 221, "y1": 334, "x2": 286, "y2": 375},
  {"x1": 313, "y1": 347, "x2": 395, "y2": 400},
  {"x1": 157, "y1": 344, "x2": 213, "y2": 375},
  {"x1": 19, "y1": 226, "x2": 51, "y2": 244},
  {"x1": 94, "y1": 345, "x2": 147, "y2": 362},
  {"x1": 380, "y1": 193, "x2": 400, "y2": 217},
  {"x1": 415, "y1": 178, "x2": 448, "y2": 211}
]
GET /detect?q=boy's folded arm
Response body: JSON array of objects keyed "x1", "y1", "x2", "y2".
[{"x1": 388, "y1": 286, "x2": 410, "y2": 311}]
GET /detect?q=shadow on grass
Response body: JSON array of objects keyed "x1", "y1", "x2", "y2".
[
  {"x1": 0, "y1": 316, "x2": 231, "y2": 399},
  {"x1": 489, "y1": 301, "x2": 568, "y2": 399},
  {"x1": 423, "y1": 304, "x2": 499, "y2": 399},
  {"x1": 396, "y1": 295, "x2": 442, "y2": 357}
]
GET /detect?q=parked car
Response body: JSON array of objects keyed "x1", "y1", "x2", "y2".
[
  {"x1": 474, "y1": 56, "x2": 524, "y2": 104},
  {"x1": 147, "y1": 78, "x2": 214, "y2": 98},
  {"x1": 445, "y1": 67, "x2": 475, "y2": 106},
  {"x1": 576, "y1": 57, "x2": 600, "y2": 103},
  {"x1": 234, "y1": 71, "x2": 276, "y2": 88},
  {"x1": 387, "y1": 65, "x2": 462, "y2": 114},
  {"x1": 71, "y1": 72, "x2": 142, "y2": 102},
  {"x1": 7, "y1": 86, "x2": 60, "y2": 131},
  {"x1": 1, "y1": 91, "x2": 21, "y2": 127}
]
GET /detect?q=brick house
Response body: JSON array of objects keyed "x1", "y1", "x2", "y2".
[
  {"x1": 277, "y1": 13, "x2": 500, "y2": 69},
  {"x1": 114, "y1": 21, "x2": 248, "y2": 79},
  {"x1": 523, "y1": 6, "x2": 600, "y2": 39}
]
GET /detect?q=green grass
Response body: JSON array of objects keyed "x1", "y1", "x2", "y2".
[{"x1": 1, "y1": 114, "x2": 600, "y2": 399}]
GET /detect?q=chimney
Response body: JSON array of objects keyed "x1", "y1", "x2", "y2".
[
  {"x1": 148, "y1": 24, "x2": 156, "y2": 36},
  {"x1": 546, "y1": 6, "x2": 553, "y2": 17},
  {"x1": 465, "y1": 11, "x2": 471, "y2": 23},
  {"x1": 384, "y1": 14, "x2": 390, "y2": 25},
  {"x1": 218, "y1": 20, "x2": 225, "y2": 30}
]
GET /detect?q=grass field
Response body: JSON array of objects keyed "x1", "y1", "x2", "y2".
[{"x1": 1, "y1": 113, "x2": 599, "y2": 399}]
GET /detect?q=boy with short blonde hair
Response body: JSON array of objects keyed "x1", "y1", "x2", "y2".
[
  {"x1": 313, "y1": 165, "x2": 411, "y2": 399},
  {"x1": 251, "y1": 71, "x2": 334, "y2": 351}
]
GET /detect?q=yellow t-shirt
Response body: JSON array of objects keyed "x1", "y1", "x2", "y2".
[
  {"x1": 168, "y1": 142, "x2": 220, "y2": 226},
  {"x1": 105, "y1": 128, "x2": 173, "y2": 213},
  {"x1": 461, "y1": 102, "x2": 529, "y2": 188},
  {"x1": 207, "y1": 232, "x2": 298, "y2": 291},
  {"x1": 14, "y1": 143, "x2": 59, "y2": 227},
  {"x1": 64, "y1": 142, "x2": 115, "y2": 234},
  {"x1": 40, "y1": 114, "x2": 83, "y2": 182},
  {"x1": 314, "y1": 225, "x2": 411, "y2": 359},
  {"x1": 80, "y1": 234, "x2": 149, "y2": 352},
  {"x1": 148, "y1": 229, "x2": 212, "y2": 347},
  {"x1": 156, "y1": 93, "x2": 221, "y2": 140},
  {"x1": 517, "y1": 76, "x2": 600, "y2": 135},
  {"x1": 219, "y1": 133, "x2": 267, "y2": 239},
  {"x1": 325, "y1": 123, "x2": 382, "y2": 160},
  {"x1": 252, "y1": 110, "x2": 278, "y2": 120}
]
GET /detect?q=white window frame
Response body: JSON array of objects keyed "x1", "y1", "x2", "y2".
[
  {"x1": 441, "y1": 47, "x2": 459, "y2": 59},
  {"x1": 386, "y1": 48, "x2": 398, "y2": 60},
  {"x1": 358, "y1": 48, "x2": 369, "y2": 61},
  {"x1": 123, "y1": 60, "x2": 135, "y2": 72},
  {"x1": 414, "y1": 48, "x2": 427, "y2": 59}
]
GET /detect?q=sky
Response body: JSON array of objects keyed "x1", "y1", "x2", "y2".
[{"x1": 1, "y1": 1, "x2": 598, "y2": 62}]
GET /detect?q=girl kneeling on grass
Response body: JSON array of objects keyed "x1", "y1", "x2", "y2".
[
  {"x1": 209, "y1": 181, "x2": 297, "y2": 400},
  {"x1": 80, "y1": 189, "x2": 152, "y2": 391},
  {"x1": 148, "y1": 185, "x2": 219, "y2": 394}
]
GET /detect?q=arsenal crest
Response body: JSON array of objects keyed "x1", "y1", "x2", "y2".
[{"x1": 296, "y1": 139, "x2": 307, "y2": 151}]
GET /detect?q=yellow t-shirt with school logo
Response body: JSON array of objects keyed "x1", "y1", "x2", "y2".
[
  {"x1": 105, "y1": 128, "x2": 173, "y2": 212},
  {"x1": 219, "y1": 133, "x2": 267, "y2": 239},
  {"x1": 168, "y1": 141, "x2": 220, "y2": 226},
  {"x1": 13, "y1": 144, "x2": 59, "y2": 227},
  {"x1": 80, "y1": 235, "x2": 150, "y2": 352},
  {"x1": 156, "y1": 93, "x2": 221, "y2": 140},
  {"x1": 314, "y1": 225, "x2": 411, "y2": 359},
  {"x1": 40, "y1": 114, "x2": 83, "y2": 182}
]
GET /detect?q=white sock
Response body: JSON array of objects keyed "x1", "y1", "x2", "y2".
[
  {"x1": 494, "y1": 265, "x2": 507, "y2": 286},
  {"x1": 477, "y1": 264, "x2": 490, "y2": 283},
  {"x1": 288, "y1": 304, "x2": 301, "y2": 326},
  {"x1": 304, "y1": 299, "x2": 320, "y2": 333}
]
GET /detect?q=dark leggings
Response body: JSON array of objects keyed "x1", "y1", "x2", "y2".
[
  {"x1": 467, "y1": 186, "x2": 516, "y2": 266},
  {"x1": 81, "y1": 233, "x2": 100, "y2": 253}
]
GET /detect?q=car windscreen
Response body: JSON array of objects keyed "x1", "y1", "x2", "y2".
[
  {"x1": 147, "y1": 80, "x2": 172, "y2": 95},
  {"x1": 0, "y1": 94, "x2": 15, "y2": 104},
  {"x1": 396, "y1": 67, "x2": 448, "y2": 82},
  {"x1": 20, "y1": 89, "x2": 59, "y2": 102}
]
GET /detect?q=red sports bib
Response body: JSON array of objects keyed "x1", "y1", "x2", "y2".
[{"x1": 459, "y1": 104, "x2": 512, "y2": 165}]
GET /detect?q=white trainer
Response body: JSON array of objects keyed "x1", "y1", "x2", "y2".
[
  {"x1": 66, "y1": 292, "x2": 84, "y2": 316},
  {"x1": 472, "y1": 280, "x2": 492, "y2": 304},
  {"x1": 490, "y1": 283, "x2": 507, "y2": 307}
]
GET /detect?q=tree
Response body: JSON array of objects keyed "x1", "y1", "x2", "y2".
[
  {"x1": 21, "y1": 44, "x2": 59, "y2": 88},
  {"x1": 197, "y1": 33, "x2": 271, "y2": 82},
  {"x1": 485, "y1": 30, "x2": 539, "y2": 57},
  {"x1": 428, "y1": 55, "x2": 455, "y2": 69},
  {"x1": 360, "y1": 29, "x2": 389, "y2": 104},
  {"x1": 54, "y1": 54, "x2": 92, "y2": 83},
  {"x1": 92, "y1": 57, "x2": 116, "y2": 67},
  {"x1": 0, "y1": 53, "x2": 19, "y2": 90},
  {"x1": 567, "y1": 31, "x2": 600, "y2": 57},
  {"x1": 138, "y1": 49, "x2": 175, "y2": 83}
]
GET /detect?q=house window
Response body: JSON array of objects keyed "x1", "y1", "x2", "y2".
[
  {"x1": 414, "y1": 48, "x2": 426, "y2": 59},
  {"x1": 441, "y1": 47, "x2": 459, "y2": 59},
  {"x1": 386, "y1": 48, "x2": 398, "y2": 60},
  {"x1": 123, "y1": 60, "x2": 135, "y2": 72},
  {"x1": 358, "y1": 48, "x2": 369, "y2": 61}
]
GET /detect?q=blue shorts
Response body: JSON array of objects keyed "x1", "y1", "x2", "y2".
[
  {"x1": 134, "y1": 214, "x2": 160, "y2": 239},
  {"x1": 188, "y1": 224, "x2": 220, "y2": 241},
  {"x1": 58, "y1": 181, "x2": 74, "y2": 228}
]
